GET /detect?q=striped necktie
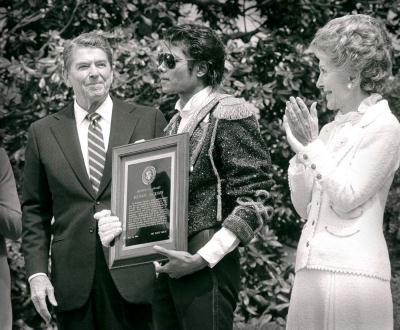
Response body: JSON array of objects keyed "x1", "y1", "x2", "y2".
[{"x1": 87, "y1": 112, "x2": 106, "y2": 193}]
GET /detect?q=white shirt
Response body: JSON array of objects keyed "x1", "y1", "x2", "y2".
[
  {"x1": 175, "y1": 87, "x2": 240, "y2": 268},
  {"x1": 29, "y1": 96, "x2": 113, "y2": 283}
]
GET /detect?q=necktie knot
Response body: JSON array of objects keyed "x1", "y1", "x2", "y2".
[{"x1": 87, "y1": 112, "x2": 101, "y2": 125}]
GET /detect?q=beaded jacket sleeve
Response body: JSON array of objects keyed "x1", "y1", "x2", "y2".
[{"x1": 211, "y1": 106, "x2": 273, "y2": 245}]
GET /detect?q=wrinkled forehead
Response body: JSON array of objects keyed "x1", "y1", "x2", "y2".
[
  {"x1": 65, "y1": 45, "x2": 111, "y2": 71},
  {"x1": 71, "y1": 46, "x2": 109, "y2": 60}
]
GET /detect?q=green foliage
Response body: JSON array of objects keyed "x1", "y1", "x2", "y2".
[{"x1": 1, "y1": 0, "x2": 400, "y2": 328}]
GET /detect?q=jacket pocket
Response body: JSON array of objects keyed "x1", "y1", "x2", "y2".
[
  {"x1": 52, "y1": 235, "x2": 65, "y2": 243},
  {"x1": 324, "y1": 225, "x2": 360, "y2": 238},
  {"x1": 329, "y1": 204, "x2": 363, "y2": 219}
]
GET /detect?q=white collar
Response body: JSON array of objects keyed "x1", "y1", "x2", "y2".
[
  {"x1": 357, "y1": 93, "x2": 382, "y2": 114},
  {"x1": 175, "y1": 86, "x2": 213, "y2": 115},
  {"x1": 334, "y1": 93, "x2": 383, "y2": 124},
  {"x1": 74, "y1": 95, "x2": 113, "y2": 125}
]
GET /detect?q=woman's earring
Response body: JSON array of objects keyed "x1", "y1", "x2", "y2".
[{"x1": 347, "y1": 82, "x2": 352, "y2": 89}]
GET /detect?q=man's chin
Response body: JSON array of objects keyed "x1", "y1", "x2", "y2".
[{"x1": 87, "y1": 89, "x2": 108, "y2": 99}]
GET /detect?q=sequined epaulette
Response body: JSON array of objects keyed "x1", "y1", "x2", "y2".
[{"x1": 213, "y1": 97, "x2": 258, "y2": 120}]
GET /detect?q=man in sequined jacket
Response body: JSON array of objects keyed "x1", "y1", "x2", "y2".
[{"x1": 97, "y1": 24, "x2": 273, "y2": 330}]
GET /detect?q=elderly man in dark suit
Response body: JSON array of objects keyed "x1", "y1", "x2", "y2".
[
  {"x1": 21, "y1": 31, "x2": 167, "y2": 330},
  {"x1": 0, "y1": 147, "x2": 22, "y2": 330}
]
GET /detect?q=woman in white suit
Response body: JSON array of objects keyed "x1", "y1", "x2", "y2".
[{"x1": 284, "y1": 14, "x2": 400, "y2": 329}]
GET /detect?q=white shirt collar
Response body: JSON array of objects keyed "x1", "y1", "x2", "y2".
[
  {"x1": 175, "y1": 86, "x2": 213, "y2": 116},
  {"x1": 74, "y1": 95, "x2": 113, "y2": 125}
]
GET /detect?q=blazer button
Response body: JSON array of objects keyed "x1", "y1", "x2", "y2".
[
  {"x1": 316, "y1": 173, "x2": 322, "y2": 180},
  {"x1": 96, "y1": 201, "x2": 100, "y2": 205},
  {"x1": 306, "y1": 241, "x2": 310, "y2": 247},
  {"x1": 303, "y1": 154, "x2": 308, "y2": 160},
  {"x1": 89, "y1": 228, "x2": 94, "y2": 233},
  {"x1": 311, "y1": 164, "x2": 316, "y2": 170},
  {"x1": 312, "y1": 221, "x2": 315, "y2": 225}
]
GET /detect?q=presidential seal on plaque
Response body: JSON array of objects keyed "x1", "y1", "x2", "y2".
[
  {"x1": 142, "y1": 166, "x2": 156, "y2": 185},
  {"x1": 109, "y1": 134, "x2": 189, "y2": 269}
]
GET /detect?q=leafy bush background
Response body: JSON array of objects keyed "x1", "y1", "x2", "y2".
[{"x1": 1, "y1": 1, "x2": 399, "y2": 329}]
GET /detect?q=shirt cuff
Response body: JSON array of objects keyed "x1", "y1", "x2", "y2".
[
  {"x1": 28, "y1": 272, "x2": 48, "y2": 283},
  {"x1": 197, "y1": 227, "x2": 240, "y2": 268}
]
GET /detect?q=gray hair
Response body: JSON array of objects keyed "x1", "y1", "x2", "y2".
[
  {"x1": 308, "y1": 14, "x2": 392, "y2": 94},
  {"x1": 63, "y1": 31, "x2": 113, "y2": 71}
]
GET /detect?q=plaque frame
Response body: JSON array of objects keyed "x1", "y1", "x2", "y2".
[{"x1": 109, "y1": 133, "x2": 189, "y2": 269}]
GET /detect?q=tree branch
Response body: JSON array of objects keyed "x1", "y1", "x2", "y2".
[{"x1": 37, "y1": 0, "x2": 80, "y2": 55}]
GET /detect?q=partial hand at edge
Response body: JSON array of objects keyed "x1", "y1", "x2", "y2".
[
  {"x1": 285, "y1": 96, "x2": 319, "y2": 145},
  {"x1": 30, "y1": 274, "x2": 57, "y2": 324},
  {"x1": 283, "y1": 115, "x2": 305, "y2": 154},
  {"x1": 94, "y1": 209, "x2": 122, "y2": 247},
  {"x1": 153, "y1": 245, "x2": 207, "y2": 279}
]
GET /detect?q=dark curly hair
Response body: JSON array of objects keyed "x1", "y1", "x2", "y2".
[
  {"x1": 162, "y1": 24, "x2": 225, "y2": 87},
  {"x1": 308, "y1": 14, "x2": 392, "y2": 94}
]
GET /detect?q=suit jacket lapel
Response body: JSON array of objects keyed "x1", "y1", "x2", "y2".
[
  {"x1": 50, "y1": 104, "x2": 95, "y2": 198},
  {"x1": 97, "y1": 98, "x2": 140, "y2": 196}
]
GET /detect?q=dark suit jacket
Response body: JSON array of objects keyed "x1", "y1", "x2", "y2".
[
  {"x1": 21, "y1": 98, "x2": 167, "y2": 311},
  {"x1": 0, "y1": 148, "x2": 22, "y2": 329}
]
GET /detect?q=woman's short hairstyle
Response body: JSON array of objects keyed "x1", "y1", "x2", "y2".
[
  {"x1": 308, "y1": 14, "x2": 392, "y2": 94},
  {"x1": 63, "y1": 31, "x2": 113, "y2": 71},
  {"x1": 162, "y1": 24, "x2": 225, "y2": 87}
]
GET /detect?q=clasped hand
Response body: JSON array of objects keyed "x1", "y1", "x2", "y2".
[
  {"x1": 153, "y1": 246, "x2": 207, "y2": 279},
  {"x1": 283, "y1": 96, "x2": 319, "y2": 153}
]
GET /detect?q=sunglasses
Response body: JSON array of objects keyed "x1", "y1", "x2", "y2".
[{"x1": 158, "y1": 53, "x2": 194, "y2": 69}]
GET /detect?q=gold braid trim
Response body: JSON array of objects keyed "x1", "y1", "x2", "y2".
[
  {"x1": 213, "y1": 97, "x2": 258, "y2": 120},
  {"x1": 236, "y1": 190, "x2": 274, "y2": 233},
  {"x1": 208, "y1": 118, "x2": 223, "y2": 222}
]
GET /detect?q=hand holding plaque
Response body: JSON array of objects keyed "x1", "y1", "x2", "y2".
[
  {"x1": 95, "y1": 210, "x2": 122, "y2": 247},
  {"x1": 153, "y1": 246, "x2": 207, "y2": 279},
  {"x1": 108, "y1": 134, "x2": 189, "y2": 269}
]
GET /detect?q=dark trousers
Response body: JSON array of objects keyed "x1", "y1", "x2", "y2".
[
  {"x1": 152, "y1": 248, "x2": 240, "y2": 330},
  {"x1": 56, "y1": 237, "x2": 152, "y2": 330}
]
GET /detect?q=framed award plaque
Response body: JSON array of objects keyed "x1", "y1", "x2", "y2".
[{"x1": 109, "y1": 133, "x2": 189, "y2": 269}]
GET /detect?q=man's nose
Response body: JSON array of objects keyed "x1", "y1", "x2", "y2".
[
  {"x1": 316, "y1": 75, "x2": 323, "y2": 89},
  {"x1": 89, "y1": 65, "x2": 99, "y2": 77},
  {"x1": 158, "y1": 62, "x2": 166, "y2": 72}
]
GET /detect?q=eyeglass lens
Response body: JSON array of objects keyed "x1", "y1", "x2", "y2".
[{"x1": 158, "y1": 53, "x2": 176, "y2": 69}]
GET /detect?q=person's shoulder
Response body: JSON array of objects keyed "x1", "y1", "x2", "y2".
[
  {"x1": 0, "y1": 147, "x2": 7, "y2": 160},
  {"x1": 370, "y1": 99, "x2": 400, "y2": 131},
  {"x1": 213, "y1": 94, "x2": 258, "y2": 120},
  {"x1": 30, "y1": 104, "x2": 73, "y2": 129},
  {"x1": 113, "y1": 97, "x2": 156, "y2": 115}
]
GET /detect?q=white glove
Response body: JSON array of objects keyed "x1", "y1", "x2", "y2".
[
  {"x1": 29, "y1": 274, "x2": 57, "y2": 323},
  {"x1": 94, "y1": 209, "x2": 122, "y2": 247}
]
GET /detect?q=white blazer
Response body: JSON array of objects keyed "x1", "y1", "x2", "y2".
[{"x1": 288, "y1": 94, "x2": 400, "y2": 281}]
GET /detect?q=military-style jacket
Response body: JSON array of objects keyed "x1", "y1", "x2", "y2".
[{"x1": 165, "y1": 93, "x2": 273, "y2": 244}]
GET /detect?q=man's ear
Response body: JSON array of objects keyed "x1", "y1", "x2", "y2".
[
  {"x1": 196, "y1": 61, "x2": 208, "y2": 78},
  {"x1": 62, "y1": 66, "x2": 71, "y2": 87}
]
